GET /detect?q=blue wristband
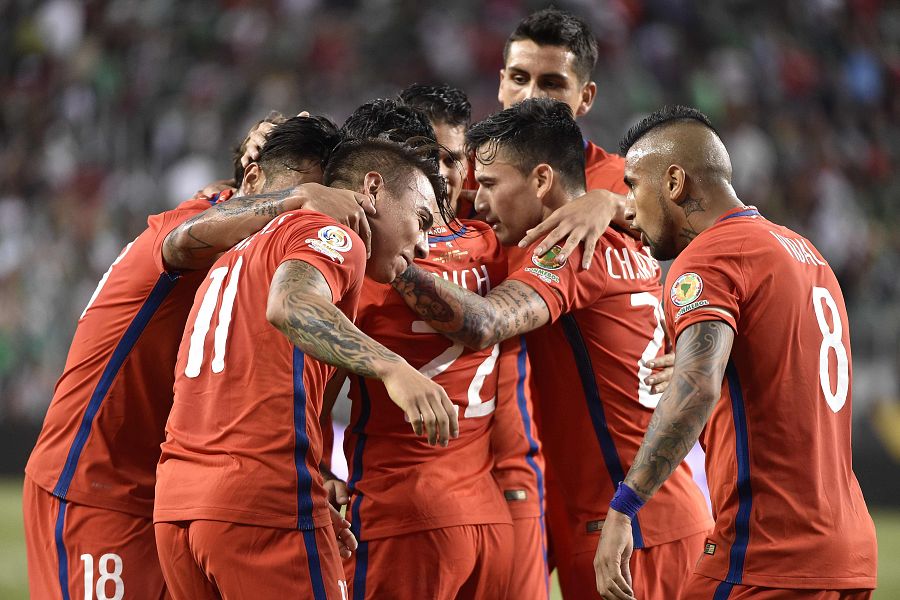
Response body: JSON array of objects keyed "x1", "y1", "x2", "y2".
[{"x1": 609, "y1": 482, "x2": 645, "y2": 520}]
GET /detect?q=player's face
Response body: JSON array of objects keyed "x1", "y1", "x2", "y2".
[
  {"x1": 367, "y1": 170, "x2": 435, "y2": 283},
  {"x1": 624, "y1": 149, "x2": 679, "y2": 261},
  {"x1": 433, "y1": 120, "x2": 468, "y2": 214},
  {"x1": 498, "y1": 40, "x2": 595, "y2": 117},
  {"x1": 473, "y1": 150, "x2": 544, "y2": 246}
]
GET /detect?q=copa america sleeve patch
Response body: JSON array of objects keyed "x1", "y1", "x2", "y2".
[
  {"x1": 671, "y1": 272, "x2": 709, "y2": 319},
  {"x1": 305, "y1": 225, "x2": 353, "y2": 263}
]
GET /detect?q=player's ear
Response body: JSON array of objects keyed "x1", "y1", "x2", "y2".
[
  {"x1": 362, "y1": 171, "x2": 385, "y2": 208},
  {"x1": 241, "y1": 162, "x2": 265, "y2": 195},
  {"x1": 497, "y1": 69, "x2": 506, "y2": 103},
  {"x1": 575, "y1": 81, "x2": 597, "y2": 117},
  {"x1": 532, "y1": 163, "x2": 554, "y2": 202},
  {"x1": 666, "y1": 164, "x2": 688, "y2": 204}
]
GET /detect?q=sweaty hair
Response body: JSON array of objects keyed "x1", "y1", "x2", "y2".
[
  {"x1": 398, "y1": 83, "x2": 471, "y2": 128},
  {"x1": 233, "y1": 114, "x2": 341, "y2": 184},
  {"x1": 341, "y1": 98, "x2": 436, "y2": 143},
  {"x1": 466, "y1": 98, "x2": 586, "y2": 195},
  {"x1": 504, "y1": 8, "x2": 598, "y2": 84},
  {"x1": 619, "y1": 105, "x2": 719, "y2": 154},
  {"x1": 323, "y1": 137, "x2": 452, "y2": 226}
]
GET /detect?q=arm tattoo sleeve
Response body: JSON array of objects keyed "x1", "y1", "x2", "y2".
[
  {"x1": 392, "y1": 264, "x2": 551, "y2": 349},
  {"x1": 624, "y1": 320, "x2": 735, "y2": 499},
  {"x1": 270, "y1": 260, "x2": 402, "y2": 378}
]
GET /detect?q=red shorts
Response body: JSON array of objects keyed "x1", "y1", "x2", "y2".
[
  {"x1": 345, "y1": 523, "x2": 513, "y2": 600},
  {"x1": 23, "y1": 476, "x2": 168, "y2": 600},
  {"x1": 558, "y1": 531, "x2": 707, "y2": 600},
  {"x1": 155, "y1": 520, "x2": 347, "y2": 599},
  {"x1": 680, "y1": 573, "x2": 874, "y2": 600},
  {"x1": 508, "y1": 515, "x2": 550, "y2": 600}
]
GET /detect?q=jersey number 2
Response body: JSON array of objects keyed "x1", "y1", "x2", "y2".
[
  {"x1": 631, "y1": 292, "x2": 666, "y2": 408},
  {"x1": 184, "y1": 258, "x2": 243, "y2": 377},
  {"x1": 812, "y1": 286, "x2": 849, "y2": 413}
]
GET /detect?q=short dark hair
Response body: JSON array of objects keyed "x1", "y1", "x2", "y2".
[
  {"x1": 399, "y1": 83, "x2": 471, "y2": 128},
  {"x1": 504, "y1": 8, "x2": 598, "y2": 83},
  {"x1": 466, "y1": 98, "x2": 586, "y2": 195},
  {"x1": 619, "y1": 105, "x2": 719, "y2": 155},
  {"x1": 341, "y1": 98, "x2": 436, "y2": 143},
  {"x1": 323, "y1": 137, "x2": 452, "y2": 226},
  {"x1": 233, "y1": 114, "x2": 341, "y2": 184}
]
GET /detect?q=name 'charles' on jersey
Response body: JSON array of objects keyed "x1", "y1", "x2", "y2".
[{"x1": 665, "y1": 206, "x2": 877, "y2": 589}]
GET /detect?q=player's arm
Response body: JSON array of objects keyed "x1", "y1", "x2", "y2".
[
  {"x1": 163, "y1": 184, "x2": 376, "y2": 271},
  {"x1": 392, "y1": 264, "x2": 551, "y2": 351},
  {"x1": 593, "y1": 319, "x2": 734, "y2": 600},
  {"x1": 267, "y1": 259, "x2": 458, "y2": 446}
]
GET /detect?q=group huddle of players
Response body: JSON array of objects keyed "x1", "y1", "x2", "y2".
[{"x1": 22, "y1": 7, "x2": 878, "y2": 600}]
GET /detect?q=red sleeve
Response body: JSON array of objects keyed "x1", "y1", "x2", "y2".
[
  {"x1": 279, "y1": 213, "x2": 367, "y2": 303},
  {"x1": 503, "y1": 238, "x2": 607, "y2": 322},
  {"x1": 664, "y1": 232, "x2": 744, "y2": 341},
  {"x1": 148, "y1": 198, "x2": 217, "y2": 273}
]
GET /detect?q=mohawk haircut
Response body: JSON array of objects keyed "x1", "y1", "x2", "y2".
[
  {"x1": 619, "y1": 105, "x2": 719, "y2": 154},
  {"x1": 399, "y1": 83, "x2": 471, "y2": 128},
  {"x1": 323, "y1": 137, "x2": 452, "y2": 227},
  {"x1": 233, "y1": 114, "x2": 341, "y2": 184},
  {"x1": 341, "y1": 98, "x2": 436, "y2": 143},
  {"x1": 466, "y1": 98, "x2": 586, "y2": 196},
  {"x1": 504, "y1": 8, "x2": 599, "y2": 84}
]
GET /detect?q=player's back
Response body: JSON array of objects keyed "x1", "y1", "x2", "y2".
[
  {"x1": 506, "y1": 227, "x2": 713, "y2": 553},
  {"x1": 345, "y1": 219, "x2": 511, "y2": 541},
  {"x1": 665, "y1": 207, "x2": 877, "y2": 588},
  {"x1": 25, "y1": 196, "x2": 218, "y2": 516},
  {"x1": 155, "y1": 210, "x2": 365, "y2": 532}
]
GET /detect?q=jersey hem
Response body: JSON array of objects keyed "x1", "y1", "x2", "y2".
[
  {"x1": 695, "y1": 567, "x2": 877, "y2": 590},
  {"x1": 153, "y1": 506, "x2": 331, "y2": 530},
  {"x1": 25, "y1": 472, "x2": 153, "y2": 518},
  {"x1": 356, "y1": 512, "x2": 513, "y2": 542}
]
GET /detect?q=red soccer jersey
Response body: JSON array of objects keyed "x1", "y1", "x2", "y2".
[
  {"x1": 154, "y1": 210, "x2": 365, "y2": 531},
  {"x1": 25, "y1": 195, "x2": 223, "y2": 517},
  {"x1": 505, "y1": 227, "x2": 713, "y2": 553},
  {"x1": 345, "y1": 219, "x2": 512, "y2": 541},
  {"x1": 665, "y1": 206, "x2": 877, "y2": 589},
  {"x1": 584, "y1": 140, "x2": 628, "y2": 195}
]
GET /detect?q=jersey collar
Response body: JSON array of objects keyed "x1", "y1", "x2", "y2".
[{"x1": 715, "y1": 205, "x2": 760, "y2": 223}]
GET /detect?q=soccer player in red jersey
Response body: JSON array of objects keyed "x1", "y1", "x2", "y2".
[
  {"x1": 393, "y1": 99, "x2": 713, "y2": 600},
  {"x1": 22, "y1": 115, "x2": 376, "y2": 600},
  {"x1": 154, "y1": 137, "x2": 459, "y2": 600},
  {"x1": 593, "y1": 105, "x2": 878, "y2": 600}
]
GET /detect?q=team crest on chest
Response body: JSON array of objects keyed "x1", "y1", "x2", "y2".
[
  {"x1": 306, "y1": 225, "x2": 352, "y2": 263},
  {"x1": 671, "y1": 272, "x2": 703, "y2": 307},
  {"x1": 531, "y1": 245, "x2": 567, "y2": 271}
]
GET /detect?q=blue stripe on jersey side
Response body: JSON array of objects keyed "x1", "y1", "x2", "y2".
[
  {"x1": 428, "y1": 225, "x2": 468, "y2": 242},
  {"x1": 53, "y1": 272, "x2": 180, "y2": 499},
  {"x1": 349, "y1": 377, "x2": 372, "y2": 600},
  {"x1": 292, "y1": 348, "x2": 316, "y2": 530},
  {"x1": 513, "y1": 338, "x2": 550, "y2": 597},
  {"x1": 559, "y1": 314, "x2": 645, "y2": 549},
  {"x1": 54, "y1": 500, "x2": 71, "y2": 600},
  {"x1": 713, "y1": 580, "x2": 735, "y2": 600},
  {"x1": 302, "y1": 529, "x2": 328, "y2": 599},
  {"x1": 723, "y1": 360, "x2": 752, "y2": 584}
]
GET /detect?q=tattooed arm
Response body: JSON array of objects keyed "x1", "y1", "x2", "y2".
[
  {"x1": 164, "y1": 184, "x2": 375, "y2": 271},
  {"x1": 267, "y1": 259, "x2": 458, "y2": 446},
  {"x1": 392, "y1": 264, "x2": 551, "y2": 351},
  {"x1": 593, "y1": 319, "x2": 733, "y2": 600}
]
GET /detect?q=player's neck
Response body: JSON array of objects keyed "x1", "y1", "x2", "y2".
[
  {"x1": 542, "y1": 186, "x2": 576, "y2": 219},
  {"x1": 682, "y1": 186, "x2": 744, "y2": 236}
]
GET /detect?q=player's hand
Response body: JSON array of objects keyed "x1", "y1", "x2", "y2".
[
  {"x1": 517, "y1": 189, "x2": 627, "y2": 270},
  {"x1": 292, "y1": 183, "x2": 376, "y2": 258},
  {"x1": 192, "y1": 179, "x2": 236, "y2": 201},
  {"x1": 643, "y1": 352, "x2": 675, "y2": 394},
  {"x1": 381, "y1": 362, "x2": 459, "y2": 447},
  {"x1": 594, "y1": 510, "x2": 636, "y2": 600},
  {"x1": 238, "y1": 110, "x2": 311, "y2": 168},
  {"x1": 329, "y1": 505, "x2": 358, "y2": 560},
  {"x1": 323, "y1": 476, "x2": 350, "y2": 511}
]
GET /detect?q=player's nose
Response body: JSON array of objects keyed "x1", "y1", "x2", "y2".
[{"x1": 414, "y1": 232, "x2": 429, "y2": 259}]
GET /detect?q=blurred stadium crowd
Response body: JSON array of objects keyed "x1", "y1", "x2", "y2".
[{"x1": 1, "y1": 0, "x2": 898, "y2": 425}]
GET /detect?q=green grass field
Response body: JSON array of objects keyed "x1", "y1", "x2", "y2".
[{"x1": 1, "y1": 478, "x2": 897, "y2": 599}]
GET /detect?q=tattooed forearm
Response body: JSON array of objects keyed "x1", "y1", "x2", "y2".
[
  {"x1": 624, "y1": 320, "x2": 734, "y2": 499},
  {"x1": 269, "y1": 260, "x2": 402, "y2": 378},
  {"x1": 164, "y1": 187, "x2": 302, "y2": 271},
  {"x1": 392, "y1": 265, "x2": 551, "y2": 350}
]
